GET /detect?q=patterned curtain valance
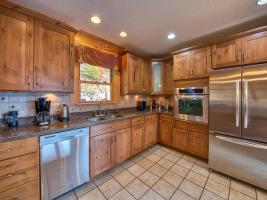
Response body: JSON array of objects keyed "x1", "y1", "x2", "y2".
[{"x1": 75, "y1": 44, "x2": 119, "y2": 69}]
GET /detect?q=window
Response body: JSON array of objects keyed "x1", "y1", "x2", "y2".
[{"x1": 80, "y1": 63, "x2": 111, "y2": 102}]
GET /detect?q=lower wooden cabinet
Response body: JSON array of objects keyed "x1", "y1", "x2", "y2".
[
  {"x1": 144, "y1": 120, "x2": 158, "y2": 148},
  {"x1": 172, "y1": 128, "x2": 188, "y2": 151},
  {"x1": 188, "y1": 131, "x2": 209, "y2": 159},
  {"x1": 159, "y1": 114, "x2": 172, "y2": 146},
  {"x1": 131, "y1": 124, "x2": 145, "y2": 156}
]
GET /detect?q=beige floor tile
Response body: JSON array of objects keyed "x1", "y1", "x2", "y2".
[
  {"x1": 195, "y1": 160, "x2": 208, "y2": 169},
  {"x1": 149, "y1": 164, "x2": 168, "y2": 177},
  {"x1": 114, "y1": 170, "x2": 135, "y2": 187},
  {"x1": 256, "y1": 189, "x2": 267, "y2": 200},
  {"x1": 162, "y1": 171, "x2": 183, "y2": 187},
  {"x1": 131, "y1": 154, "x2": 145, "y2": 163},
  {"x1": 109, "y1": 189, "x2": 135, "y2": 200},
  {"x1": 177, "y1": 159, "x2": 194, "y2": 169},
  {"x1": 157, "y1": 158, "x2": 174, "y2": 169},
  {"x1": 231, "y1": 179, "x2": 256, "y2": 198},
  {"x1": 164, "y1": 153, "x2": 181, "y2": 163},
  {"x1": 139, "y1": 171, "x2": 160, "y2": 187},
  {"x1": 205, "y1": 179, "x2": 229, "y2": 199},
  {"x1": 140, "y1": 189, "x2": 165, "y2": 200},
  {"x1": 152, "y1": 179, "x2": 176, "y2": 200},
  {"x1": 121, "y1": 160, "x2": 135, "y2": 169},
  {"x1": 186, "y1": 171, "x2": 207, "y2": 187},
  {"x1": 154, "y1": 149, "x2": 168, "y2": 157},
  {"x1": 74, "y1": 182, "x2": 96, "y2": 198},
  {"x1": 126, "y1": 179, "x2": 150, "y2": 199},
  {"x1": 171, "y1": 189, "x2": 195, "y2": 200},
  {"x1": 93, "y1": 172, "x2": 113, "y2": 186},
  {"x1": 98, "y1": 178, "x2": 122, "y2": 198},
  {"x1": 200, "y1": 190, "x2": 225, "y2": 200},
  {"x1": 55, "y1": 191, "x2": 77, "y2": 200},
  {"x1": 229, "y1": 189, "x2": 256, "y2": 200},
  {"x1": 79, "y1": 188, "x2": 105, "y2": 200},
  {"x1": 191, "y1": 164, "x2": 210, "y2": 177},
  {"x1": 170, "y1": 164, "x2": 189, "y2": 177},
  {"x1": 160, "y1": 146, "x2": 172, "y2": 153},
  {"x1": 137, "y1": 158, "x2": 154, "y2": 169},
  {"x1": 169, "y1": 150, "x2": 184, "y2": 158},
  {"x1": 146, "y1": 153, "x2": 161, "y2": 162},
  {"x1": 179, "y1": 179, "x2": 203, "y2": 199},
  {"x1": 182, "y1": 154, "x2": 197, "y2": 163},
  {"x1": 140, "y1": 150, "x2": 152, "y2": 157},
  {"x1": 147, "y1": 145, "x2": 161, "y2": 153},
  {"x1": 128, "y1": 164, "x2": 146, "y2": 177},
  {"x1": 108, "y1": 166, "x2": 124, "y2": 176},
  {"x1": 209, "y1": 172, "x2": 230, "y2": 187}
]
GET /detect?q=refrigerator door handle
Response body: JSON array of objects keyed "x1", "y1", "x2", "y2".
[
  {"x1": 215, "y1": 135, "x2": 267, "y2": 150},
  {"x1": 236, "y1": 80, "x2": 240, "y2": 127},
  {"x1": 243, "y1": 80, "x2": 249, "y2": 128}
]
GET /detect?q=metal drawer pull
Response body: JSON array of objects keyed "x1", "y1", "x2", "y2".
[{"x1": 0, "y1": 173, "x2": 14, "y2": 181}]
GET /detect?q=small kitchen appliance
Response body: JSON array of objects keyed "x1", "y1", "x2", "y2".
[
  {"x1": 4, "y1": 110, "x2": 18, "y2": 127},
  {"x1": 59, "y1": 104, "x2": 70, "y2": 121},
  {"x1": 35, "y1": 97, "x2": 51, "y2": 126},
  {"x1": 136, "y1": 100, "x2": 147, "y2": 111}
]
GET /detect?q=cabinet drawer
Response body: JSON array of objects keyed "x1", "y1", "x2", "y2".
[
  {"x1": 90, "y1": 119, "x2": 131, "y2": 137},
  {"x1": 132, "y1": 116, "x2": 145, "y2": 126},
  {"x1": 159, "y1": 114, "x2": 172, "y2": 121},
  {"x1": 0, "y1": 137, "x2": 38, "y2": 161},
  {"x1": 0, "y1": 152, "x2": 38, "y2": 193},
  {"x1": 173, "y1": 119, "x2": 208, "y2": 135},
  {"x1": 0, "y1": 180, "x2": 39, "y2": 200},
  {"x1": 145, "y1": 114, "x2": 158, "y2": 122}
]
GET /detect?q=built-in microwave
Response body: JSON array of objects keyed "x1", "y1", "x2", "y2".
[{"x1": 174, "y1": 87, "x2": 208, "y2": 123}]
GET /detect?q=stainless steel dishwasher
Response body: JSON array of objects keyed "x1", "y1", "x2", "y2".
[{"x1": 40, "y1": 127, "x2": 89, "y2": 200}]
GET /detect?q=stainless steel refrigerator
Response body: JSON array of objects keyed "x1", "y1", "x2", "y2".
[{"x1": 209, "y1": 63, "x2": 267, "y2": 190}]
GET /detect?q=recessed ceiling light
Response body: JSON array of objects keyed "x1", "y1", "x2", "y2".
[
  {"x1": 256, "y1": 0, "x2": 267, "y2": 5},
  {"x1": 167, "y1": 33, "x2": 176, "y2": 40},
  {"x1": 120, "y1": 31, "x2": 127, "y2": 38},
  {"x1": 90, "y1": 16, "x2": 101, "y2": 24}
]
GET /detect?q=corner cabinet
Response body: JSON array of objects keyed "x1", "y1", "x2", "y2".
[
  {"x1": 34, "y1": 20, "x2": 74, "y2": 92},
  {"x1": 0, "y1": 7, "x2": 34, "y2": 91},
  {"x1": 159, "y1": 114, "x2": 172, "y2": 146}
]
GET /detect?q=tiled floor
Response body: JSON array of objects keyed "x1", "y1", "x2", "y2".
[{"x1": 55, "y1": 144, "x2": 267, "y2": 200}]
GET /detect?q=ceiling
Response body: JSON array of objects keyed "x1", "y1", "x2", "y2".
[{"x1": 10, "y1": 0, "x2": 267, "y2": 56}]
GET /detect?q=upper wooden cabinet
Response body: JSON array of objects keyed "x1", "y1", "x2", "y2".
[
  {"x1": 173, "y1": 47, "x2": 211, "y2": 80},
  {"x1": 242, "y1": 31, "x2": 267, "y2": 65},
  {"x1": 151, "y1": 62, "x2": 163, "y2": 94},
  {"x1": 212, "y1": 39, "x2": 242, "y2": 69},
  {"x1": 163, "y1": 59, "x2": 174, "y2": 94},
  {"x1": 0, "y1": 7, "x2": 34, "y2": 91},
  {"x1": 121, "y1": 53, "x2": 151, "y2": 94},
  {"x1": 34, "y1": 20, "x2": 74, "y2": 92}
]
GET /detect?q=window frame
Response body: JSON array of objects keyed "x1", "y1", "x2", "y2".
[{"x1": 78, "y1": 63, "x2": 113, "y2": 104}]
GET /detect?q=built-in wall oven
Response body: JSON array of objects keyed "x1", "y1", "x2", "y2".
[{"x1": 174, "y1": 87, "x2": 208, "y2": 123}]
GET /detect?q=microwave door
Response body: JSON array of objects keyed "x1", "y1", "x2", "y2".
[
  {"x1": 242, "y1": 64, "x2": 267, "y2": 143},
  {"x1": 209, "y1": 67, "x2": 241, "y2": 137}
]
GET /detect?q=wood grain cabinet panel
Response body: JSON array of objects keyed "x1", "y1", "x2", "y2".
[
  {"x1": 34, "y1": 20, "x2": 74, "y2": 92},
  {"x1": 163, "y1": 59, "x2": 174, "y2": 94},
  {"x1": 173, "y1": 51, "x2": 191, "y2": 80},
  {"x1": 188, "y1": 131, "x2": 209, "y2": 159},
  {"x1": 242, "y1": 31, "x2": 267, "y2": 65},
  {"x1": 190, "y1": 46, "x2": 211, "y2": 77},
  {"x1": 212, "y1": 39, "x2": 242, "y2": 69},
  {"x1": 172, "y1": 128, "x2": 188, "y2": 151},
  {"x1": 131, "y1": 125, "x2": 145, "y2": 156},
  {"x1": 159, "y1": 115, "x2": 172, "y2": 146},
  {"x1": 140, "y1": 58, "x2": 151, "y2": 94},
  {"x1": 0, "y1": 7, "x2": 34, "y2": 91}
]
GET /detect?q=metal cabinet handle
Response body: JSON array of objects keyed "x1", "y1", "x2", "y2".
[
  {"x1": 243, "y1": 80, "x2": 249, "y2": 128},
  {"x1": 0, "y1": 173, "x2": 14, "y2": 181},
  {"x1": 235, "y1": 80, "x2": 240, "y2": 127}
]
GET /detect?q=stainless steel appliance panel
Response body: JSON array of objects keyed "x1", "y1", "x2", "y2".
[
  {"x1": 242, "y1": 64, "x2": 267, "y2": 143},
  {"x1": 209, "y1": 133, "x2": 267, "y2": 190},
  {"x1": 40, "y1": 128, "x2": 89, "y2": 200},
  {"x1": 209, "y1": 67, "x2": 242, "y2": 137}
]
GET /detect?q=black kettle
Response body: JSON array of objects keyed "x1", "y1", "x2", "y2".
[{"x1": 4, "y1": 111, "x2": 18, "y2": 127}]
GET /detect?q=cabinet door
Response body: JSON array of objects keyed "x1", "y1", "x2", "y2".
[
  {"x1": 34, "y1": 20, "x2": 74, "y2": 92},
  {"x1": 212, "y1": 39, "x2": 241, "y2": 69},
  {"x1": 242, "y1": 31, "x2": 267, "y2": 65},
  {"x1": 163, "y1": 59, "x2": 174, "y2": 94},
  {"x1": 191, "y1": 46, "x2": 211, "y2": 78},
  {"x1": 144, "y1": 122, "x2": 152, "y2": 148},
  {"x1": 151, "y1": 120, "x2": 158, "y2": 145},
  {"x1": 152, "y1": 62, "x2": 163, "y2": 94},
  {"x1": 173, "y1": 51, "x2": 191, "y2": 80},
  {"x1": 188, "y1": 131, "x2": 209, "y2": 159},
  {"x1": 113, "y1": 128, "x2": 131, "y2": 164},
  {"x1": 0, "y1": 7, "x2": 33, "y2": 91},
  {"x1": 128, "y1": 54, "x2": 141, "y2": 93},
  {"x1": 140, "y1": 58, "x2": 151, "y2": 94},
  {"x1": 131, "y1": 125, "x2": 145, "y2": 156},
  {"x1": 159, "y1": 119, "x2": 172, "y2": 146},
  {"x1": 90, "y1": 133, "x2": 112, "y2": 177},
  {"x1": 172, "y1": 128, "x2": 188, "y2": 151}
]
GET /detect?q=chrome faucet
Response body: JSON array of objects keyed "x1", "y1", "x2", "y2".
[{"x1": 96, "y1": 99, "x2": 107, "y2": 117}]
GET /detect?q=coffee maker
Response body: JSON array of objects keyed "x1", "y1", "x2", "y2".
[{"x1": 35, "y1": 97, "x2": 51, "y2": 126}]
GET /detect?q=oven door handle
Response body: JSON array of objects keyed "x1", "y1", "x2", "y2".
[{"x1": 175, "y1": 96, "x2": 205, "y2": 100}]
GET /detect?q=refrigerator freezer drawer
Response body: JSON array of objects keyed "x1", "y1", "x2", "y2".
[{"x1": 209, "y1": 133, "x2": 267, "y2": 190}]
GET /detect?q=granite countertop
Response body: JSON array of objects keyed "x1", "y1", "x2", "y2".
[{"x1": 0, "y1": 110, "x2": 173, "y2": 143}]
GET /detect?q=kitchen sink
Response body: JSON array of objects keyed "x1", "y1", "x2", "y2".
[{"x1": 87, "y1": 114, "x2": 124, "y2": 122}]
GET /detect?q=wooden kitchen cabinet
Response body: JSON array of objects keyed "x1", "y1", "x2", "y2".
[
  {"x1": 188, "y1": 130, "x2": 209, "y2": 159},
  {"x1": 212, "y1": 39, "x2": 242, "y2": 69},
  {"x1": 140, "y1": 58, "x2": 152, "y2": 94},
  {"x1": 163, "y1": 59, "x2": 174, "y2": 94},
  {"x1": 151, "y1": 62, "x2": 163, "y2": 94},
  {"x1": 0, "y1": 7, "x2": 34, "y2": 91},
  {"x1": 144, "y1": 115, "x2": 158, "y2": 148},
  {"x1": 159, "y1": 114, "x2": 172, "y2": 146},
  {"x1": 172, "y1": 128, "x2": 188, "y2": 151},
  {"x1": 131, "y1": 123, "x2": 145, "y2": 156},
  {"x1": 190, "y1": 46, "x2": 211, "y2": 77},
  {"x1": 242, "y1": 30, "x2": 267, "y2": 65},
  {"x1": 34, "y1": 20, "x2": 74, "y2": 92},
  {"x1": 173, "y1": 51, "x2": 191, "y2": 80}
]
